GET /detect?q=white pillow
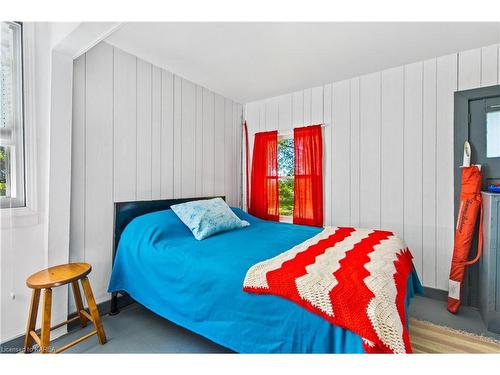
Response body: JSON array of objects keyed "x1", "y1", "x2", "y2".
[{"x1": 170, "y1": 198, "x2": 250, "y2": 240}]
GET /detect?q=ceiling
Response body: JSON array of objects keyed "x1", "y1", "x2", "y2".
[{"x1": 106, "y1": 22, "x2": 500, "y2": 103}]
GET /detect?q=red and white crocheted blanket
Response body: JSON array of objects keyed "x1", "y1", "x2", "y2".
[{"x1": 243, "y1": 227, "x2": 414, "y2": 354}]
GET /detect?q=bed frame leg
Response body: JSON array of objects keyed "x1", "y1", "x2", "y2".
[{"x1": 109, "y1": 292, "x2": 120, "y2": 316}]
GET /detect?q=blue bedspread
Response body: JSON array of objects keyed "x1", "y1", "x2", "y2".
[{"x1": 108, "y1": 208, "x2": 422, "y2": 353}]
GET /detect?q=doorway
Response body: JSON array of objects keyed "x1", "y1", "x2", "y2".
[{"x1": 454, "y1": 85, "x2": 500, "y2": 307}]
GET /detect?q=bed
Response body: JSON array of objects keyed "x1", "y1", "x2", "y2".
[{"x1": 108, "y1": 197, "x2": 422, "y2": 353}]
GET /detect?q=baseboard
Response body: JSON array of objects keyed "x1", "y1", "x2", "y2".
[{"x1": 0, "y1": 294, "x2": 134, "y2": 354}]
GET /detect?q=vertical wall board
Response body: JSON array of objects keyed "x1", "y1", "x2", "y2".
[
  {"x1": 436, "y1": 53, "x2": 458, "y2": 290},
  {"x1": 160, "y1": 70, "x2": 174, "y2": 198},
  {"x1": 292, "y1": 90, "x2": 304, "y2": 127},
  {"x1": 225, "y1": 99, "x2": 234, "y2": 204},
  {"x1": 380, "y1": 66, "x2": 404, "y2": 237},
  {"x1": 311, "y1": 86, "x2": 324, "y2": 125},
  {"x1": 265, "y1": 99, "x2": 279, "y2": 131},
  {"x1": 233, "y1": 102, "x2": 241, "y2": 207},
  {"x1": 202, "y1": 89, "x2": 215, "y2": 196},
  {"x1": 113, "y1": 48, "x2": 137, "y2": 202},
  {"x1": 180, "y1": 78, "x2": 196, "y2": 198},
  {"x1": 480, "y1": 44, "x2": 499, "y2": 87},
  {"x1": 349, "y1": 77, "x2": 361, "y2": 227},
  {"x1": 84, "y1": 42, "x2": 114, "y2": 302},
  {"x1": 359, "y1": 72, "x2": 381, "y2": 228},
  {"x1": 458, "y1": 49, "x2": 481, "y2": 91},
  {"x1": 403, "y1": 62, "x2": 424, "y2": 278},
  {"x1": 498, "y1": 45, "x2": 500, "y2": 84},
  {"x1": 259, "y1": 101, "x2": 266, "y2": 132},
  {"x1": 73, "y1": 43, "x2": 242, "y2": 306},
  {"x1": 70, "y1": 55, "x2": 86, "y2": 265},
  {"x1": 214, "y1": 94, "x2": 225, "y2": 195},
  {"x1": 238, "y1": 104, "x2": 244, "y2": 207},
  {"x1": 245, "y1": 102, "x2": 260, "y2": 191},
  {"x1": 422, "y1": 58, "x2": 438, "y2": 288},
  {"x1": 136, "y1": 59, "x2": 152, "y2": 201},
  {"x1": 303, "y1": 88, "x2": 312, "y2": 125},
  {"x1": 331, "y1": 81, "x2": 351, "y2": 226},
  {"x1": 195, "y1": 86, "x2": 204, "y2": 196},
  {"x1": 323, "y1": 84, "x2": 333, "y2": 225},
  {"x1": 278, "y1": 94, "x2": 292, "y2": 131},
  {"x1": 151, "y1": 66, "x2": 162, "y2": 200},
  {"x1": 70, "y1": 49, "x2": 85, "y2": 322},
  {"x1": 173, "y1": 76, "x2": 183, "y2": 197}
]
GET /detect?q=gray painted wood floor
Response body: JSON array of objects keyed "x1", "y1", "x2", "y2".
[{"x1": 52, "y1": 295, "x2": 499, "y2": 353}]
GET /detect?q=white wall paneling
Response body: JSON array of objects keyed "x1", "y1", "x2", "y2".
[
  {"x1": 136, "y1": 59, "x2": 152, "y2": 201},
  {"x1": 323, "y1": 84, "x2": 333, "y2": 226},
  {"x1": 331, "y1": 81, "x2": 350, "y2": 227},
  {"x1": 349, "y1": 78, "x2": 361, "y2": 227},
  {"x1": 214, "y1": 94, "x2": 225, "y2": 196},
  {"x1": 311, "y1": 86, "x2": 324, "y2": 125},
  {"x1": 380, "y1": 66, "x2": 404, "y2": 238},
  {"x1": 359, "y1": 72, "x2": 381, "y2": 229},
  {"x1": 278, "y1": 94, "x2": 292, "y2": 132},
  {"x1": 481, "y1": 45, "x2": 499, "y2": 87},
  {"x1": 244, "y1": 44, "x2": 500, "y2": 291},
  {"x1": 436, "y1": 53, "x2": 458, "y2": 290},
  {"x1": 161, "y1": 70, "x2": 174, "y2": 198},
  {"x1": 113, "y1": 48, "x2": 137, "y2": 202},
  {"x1": 70, "y1": 55, "x2": 86, "y2": 265},
  {"x1": 173, "y1": 75, "x2": 182, "y2": 197},
  {"x1": 181, "y1": 79, "x2": 196, "y2": 198},
  {"x1": 292, "y1": 91, "x2": 304, "y2": 127},
  {"x1": 422, "y1": 59, "x2": 438, "y2": 288},
  {"x1": 303, "y1": 88, "x2": 312, "y2": 125},
  {"x1": 151, "y1": 66, "x2": 162, "y2": 200},
  {"x1": 69, "y1": 54, "x2": 86, "y2": 313},
  {"x1": 195, "y1": 86, "x2": 203, "y2": 196},
  {"x1": 458, "y1": 48, "x2": 481, "y2": 91},
  {"x1": 84, "y1": 42, "x2": 114, "y2": 303},
  {"x1": 202, "y1": 88, "x2": 215, "y2": 197},
  {"x1": 225, "y1": 99, "x2": 234, "y2": 205},
  {"x1": 403, "y1": 62, "x2": 424, "y2": 278},
  {"x1": 71, "y1": 42, "x2": 242, "y2": 303}
]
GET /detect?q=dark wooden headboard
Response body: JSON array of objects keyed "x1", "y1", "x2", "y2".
[{"x1": 113, "y1": 196, "x2": 225, "y2": 264}]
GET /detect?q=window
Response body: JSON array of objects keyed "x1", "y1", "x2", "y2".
[
  {"x1": 278, "y1": 137, "x2": 294, "y2": 219},
  {"x1": 1, "y1": 22, "x2": 25, "y2": 208},
  {"x1": 486, "y1": 110, "x2": 500, "y2": 158}
]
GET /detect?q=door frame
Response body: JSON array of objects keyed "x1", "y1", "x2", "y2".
[{"x1": 454, "y1": 84, "x2": 500, "y2": 306}]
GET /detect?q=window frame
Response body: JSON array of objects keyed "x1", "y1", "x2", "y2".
[
  {"x1": 486, "y1": 108, "x2": 500, "y2": 159},
  {"x1": 1, "y1": 21, "x2": 26, "y2": 209},
  {"x1": 0, "y1": 22, "x2": 37, "y2": 228}
]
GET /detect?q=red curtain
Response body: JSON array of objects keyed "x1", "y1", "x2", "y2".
[
  {"x1": 249, "y1": 131, "x2": 279, "y2": 221},
  {"x1": 293, "y1": 125, "x2": 323, "y2": 227}
]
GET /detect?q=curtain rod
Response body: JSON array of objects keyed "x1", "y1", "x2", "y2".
[{"x1": 277, "y1": 123, "x2": 328, "y2": 135}]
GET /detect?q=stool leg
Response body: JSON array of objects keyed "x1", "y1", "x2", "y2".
[
  {"x1": 23, "y1": 289, "x2": 41, "y2": 353},
  {"x1": 40, "y1": 288, "x2": 52, "y2": 353},
  {"x1": 71, "y1": 281, "x2": 88, "y2": 328},
  {"x1": 81, "y1": 277, "x2": 107, "y2": 345}
]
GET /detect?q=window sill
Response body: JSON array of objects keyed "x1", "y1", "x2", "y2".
[{"x1": 0, "y1": 206, "x2": 39, "y2": 229}]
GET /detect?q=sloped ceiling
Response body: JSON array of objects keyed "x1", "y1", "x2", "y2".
[{"x1": 106, "y1": 22, "x2": 500, "y2": 103}]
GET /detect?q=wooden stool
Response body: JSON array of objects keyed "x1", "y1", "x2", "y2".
[{"x1": 23, "y1": 263, "x2": 107, "y2": 353}]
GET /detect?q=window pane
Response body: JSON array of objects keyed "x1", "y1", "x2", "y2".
[
  {"x1": 486, "y1": 110, "x2": 500, "y2": 158},
  {"x1": 278, "y1": 178, "x2": 294, "y2": 216},
  {"x1": 1, "y1": 22, "x2": 25, "y2": 207},
  {"x1": 278, "y1": 138, "x2": 294, "y2": 217}
]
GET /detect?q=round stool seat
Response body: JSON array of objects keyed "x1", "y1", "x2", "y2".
[{"x1": 26, "y1": 263, "x2": 91, "y2": 289}]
